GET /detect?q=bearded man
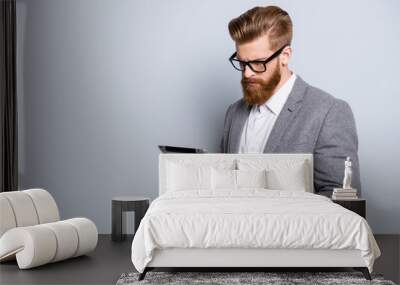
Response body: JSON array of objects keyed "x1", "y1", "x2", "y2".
[{"x1": 220, "y1": 5, "x2": 361, "y2": 197}]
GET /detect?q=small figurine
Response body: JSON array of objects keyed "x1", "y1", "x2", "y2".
[
  {"x1": 342, "y1": 157, "x2": 353, "y2": 189},
  {"x1": 332, "y1": 157, "x2": 357, "y2": 199}
]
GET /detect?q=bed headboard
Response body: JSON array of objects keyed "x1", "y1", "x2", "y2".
[{"x1": 159, "y1": 153, "x2": 313, "y2": 196}]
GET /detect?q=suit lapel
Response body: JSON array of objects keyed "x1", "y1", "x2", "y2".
[
  {"x1": 263, "y1": 75, "x2": 308, "y2": 152},
  {"x1": 229, "y1": 100, "x2": 251, "y2": 153}
]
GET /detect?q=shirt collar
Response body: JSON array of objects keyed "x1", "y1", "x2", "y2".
[{"x1": 256, "y1": 72, "x2": 297, "y2": 116}]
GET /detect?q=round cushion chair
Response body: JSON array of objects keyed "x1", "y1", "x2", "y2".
[{"x1": 0, "y1": 189, "x2": 98, "y2": 269}]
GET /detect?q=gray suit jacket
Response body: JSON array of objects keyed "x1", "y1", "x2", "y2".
[{"x1": 220, "y1": 75, "x2": 361, "y2": 197}]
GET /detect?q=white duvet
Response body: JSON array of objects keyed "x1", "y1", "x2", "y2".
[{"x1": 131, "y1": 189, "x2": 380, "y2": 273}]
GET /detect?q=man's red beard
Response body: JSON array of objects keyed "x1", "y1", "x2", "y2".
[{"x1": 241, "y1": 61, "x2": 282, "y2": 106}]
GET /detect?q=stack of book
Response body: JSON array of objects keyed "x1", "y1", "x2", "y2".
[{"x1": 332, "y1": 188, "x2": 358, "y2": 200}]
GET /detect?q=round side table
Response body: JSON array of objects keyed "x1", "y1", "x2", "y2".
[{"x1": 111, "y1": 196, "x2": 149, "y2": 242}]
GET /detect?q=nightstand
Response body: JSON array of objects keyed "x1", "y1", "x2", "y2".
[
  {"x1": 111, "y1": 196, "x2": 150, "y2": 242},
  {"x1": 332, "y1": 198, "x2": 366, "y2": 218}
]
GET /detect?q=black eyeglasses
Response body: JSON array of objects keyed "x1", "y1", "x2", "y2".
[{"x1": 229, "y1": 44, "x2": 289, "y2": 73}]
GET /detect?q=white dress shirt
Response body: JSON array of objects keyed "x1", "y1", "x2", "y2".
[{"x1": 238, "y1": 73, "x2": 297, "y2": 153}]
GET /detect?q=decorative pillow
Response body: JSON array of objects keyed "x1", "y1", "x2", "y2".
[
  {"x1": 237, "y1": 158, "x2": 310, "y2": 192},
  {"x1": 236, "y1": 169, "x2": 268, "y2": 188},
  {"x1": 166, "y1": 162, "x2": 212, "y2": 191},
  {"x1": 266, "y1": 167, "x2": 306, "y2": 191},
  {"x1": 211, "y1": 168, "x2": 268, "y2": 190},
  {"x1": 211, "y1": 168, "x2": 237, "y2": 190}
]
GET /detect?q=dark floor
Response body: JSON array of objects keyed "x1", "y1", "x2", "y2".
[{"x1": 0, "y1": 234, "x2": 399, "y2": 285}]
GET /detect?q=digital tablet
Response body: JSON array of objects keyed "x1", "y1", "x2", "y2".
[{"x1": 158, "y1": 145, "x2": 207, "y2": 153}]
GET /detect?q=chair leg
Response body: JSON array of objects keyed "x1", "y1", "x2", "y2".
[
  {"x1": 354, "y1": 267, "x2": 372, "y2": 280},
  {"x1": 138, "y1": 268, "x2": 148, "y2": 281}
]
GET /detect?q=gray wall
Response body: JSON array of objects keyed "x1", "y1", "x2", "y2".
[{"x1": 16, "y1": 0, "x2": 400, "y2": 234}]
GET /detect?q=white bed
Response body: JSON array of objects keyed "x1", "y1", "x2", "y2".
[{"x1": 131, "y1": 153, "x2": 380, "y2": 280}]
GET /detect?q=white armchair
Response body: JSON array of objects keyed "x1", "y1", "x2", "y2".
[{"x1": 0, "y1": 188, "x2": 98, "y2": 269}]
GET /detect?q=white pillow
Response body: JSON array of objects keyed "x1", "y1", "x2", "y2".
[
  {"x1": 211, "y1": 168, "x2": 268, "y2": 190},
  {"x1": 166, "y1": 162, "x2": 212, "y2": 191},
  {"x1": 236, "y1": 169, "x2": 268, "y2": 188},
  {"x1": 211, "y1": 168, "x2": 236, "y2": 190},
  {"x1": 266, "y1": 167, "x2": 306, "y2": 191},
  {"x1": 237, "y1": 158, "x2": 309, "y2": 192}
]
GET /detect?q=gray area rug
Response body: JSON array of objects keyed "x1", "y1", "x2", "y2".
[{"x1": 116, "y1": 271, "x2": 396, "y2": 285}]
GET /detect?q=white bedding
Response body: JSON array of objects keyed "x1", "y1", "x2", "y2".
[{"x1": 131, "y1": 189, "x2": 380, "y2": 273}]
